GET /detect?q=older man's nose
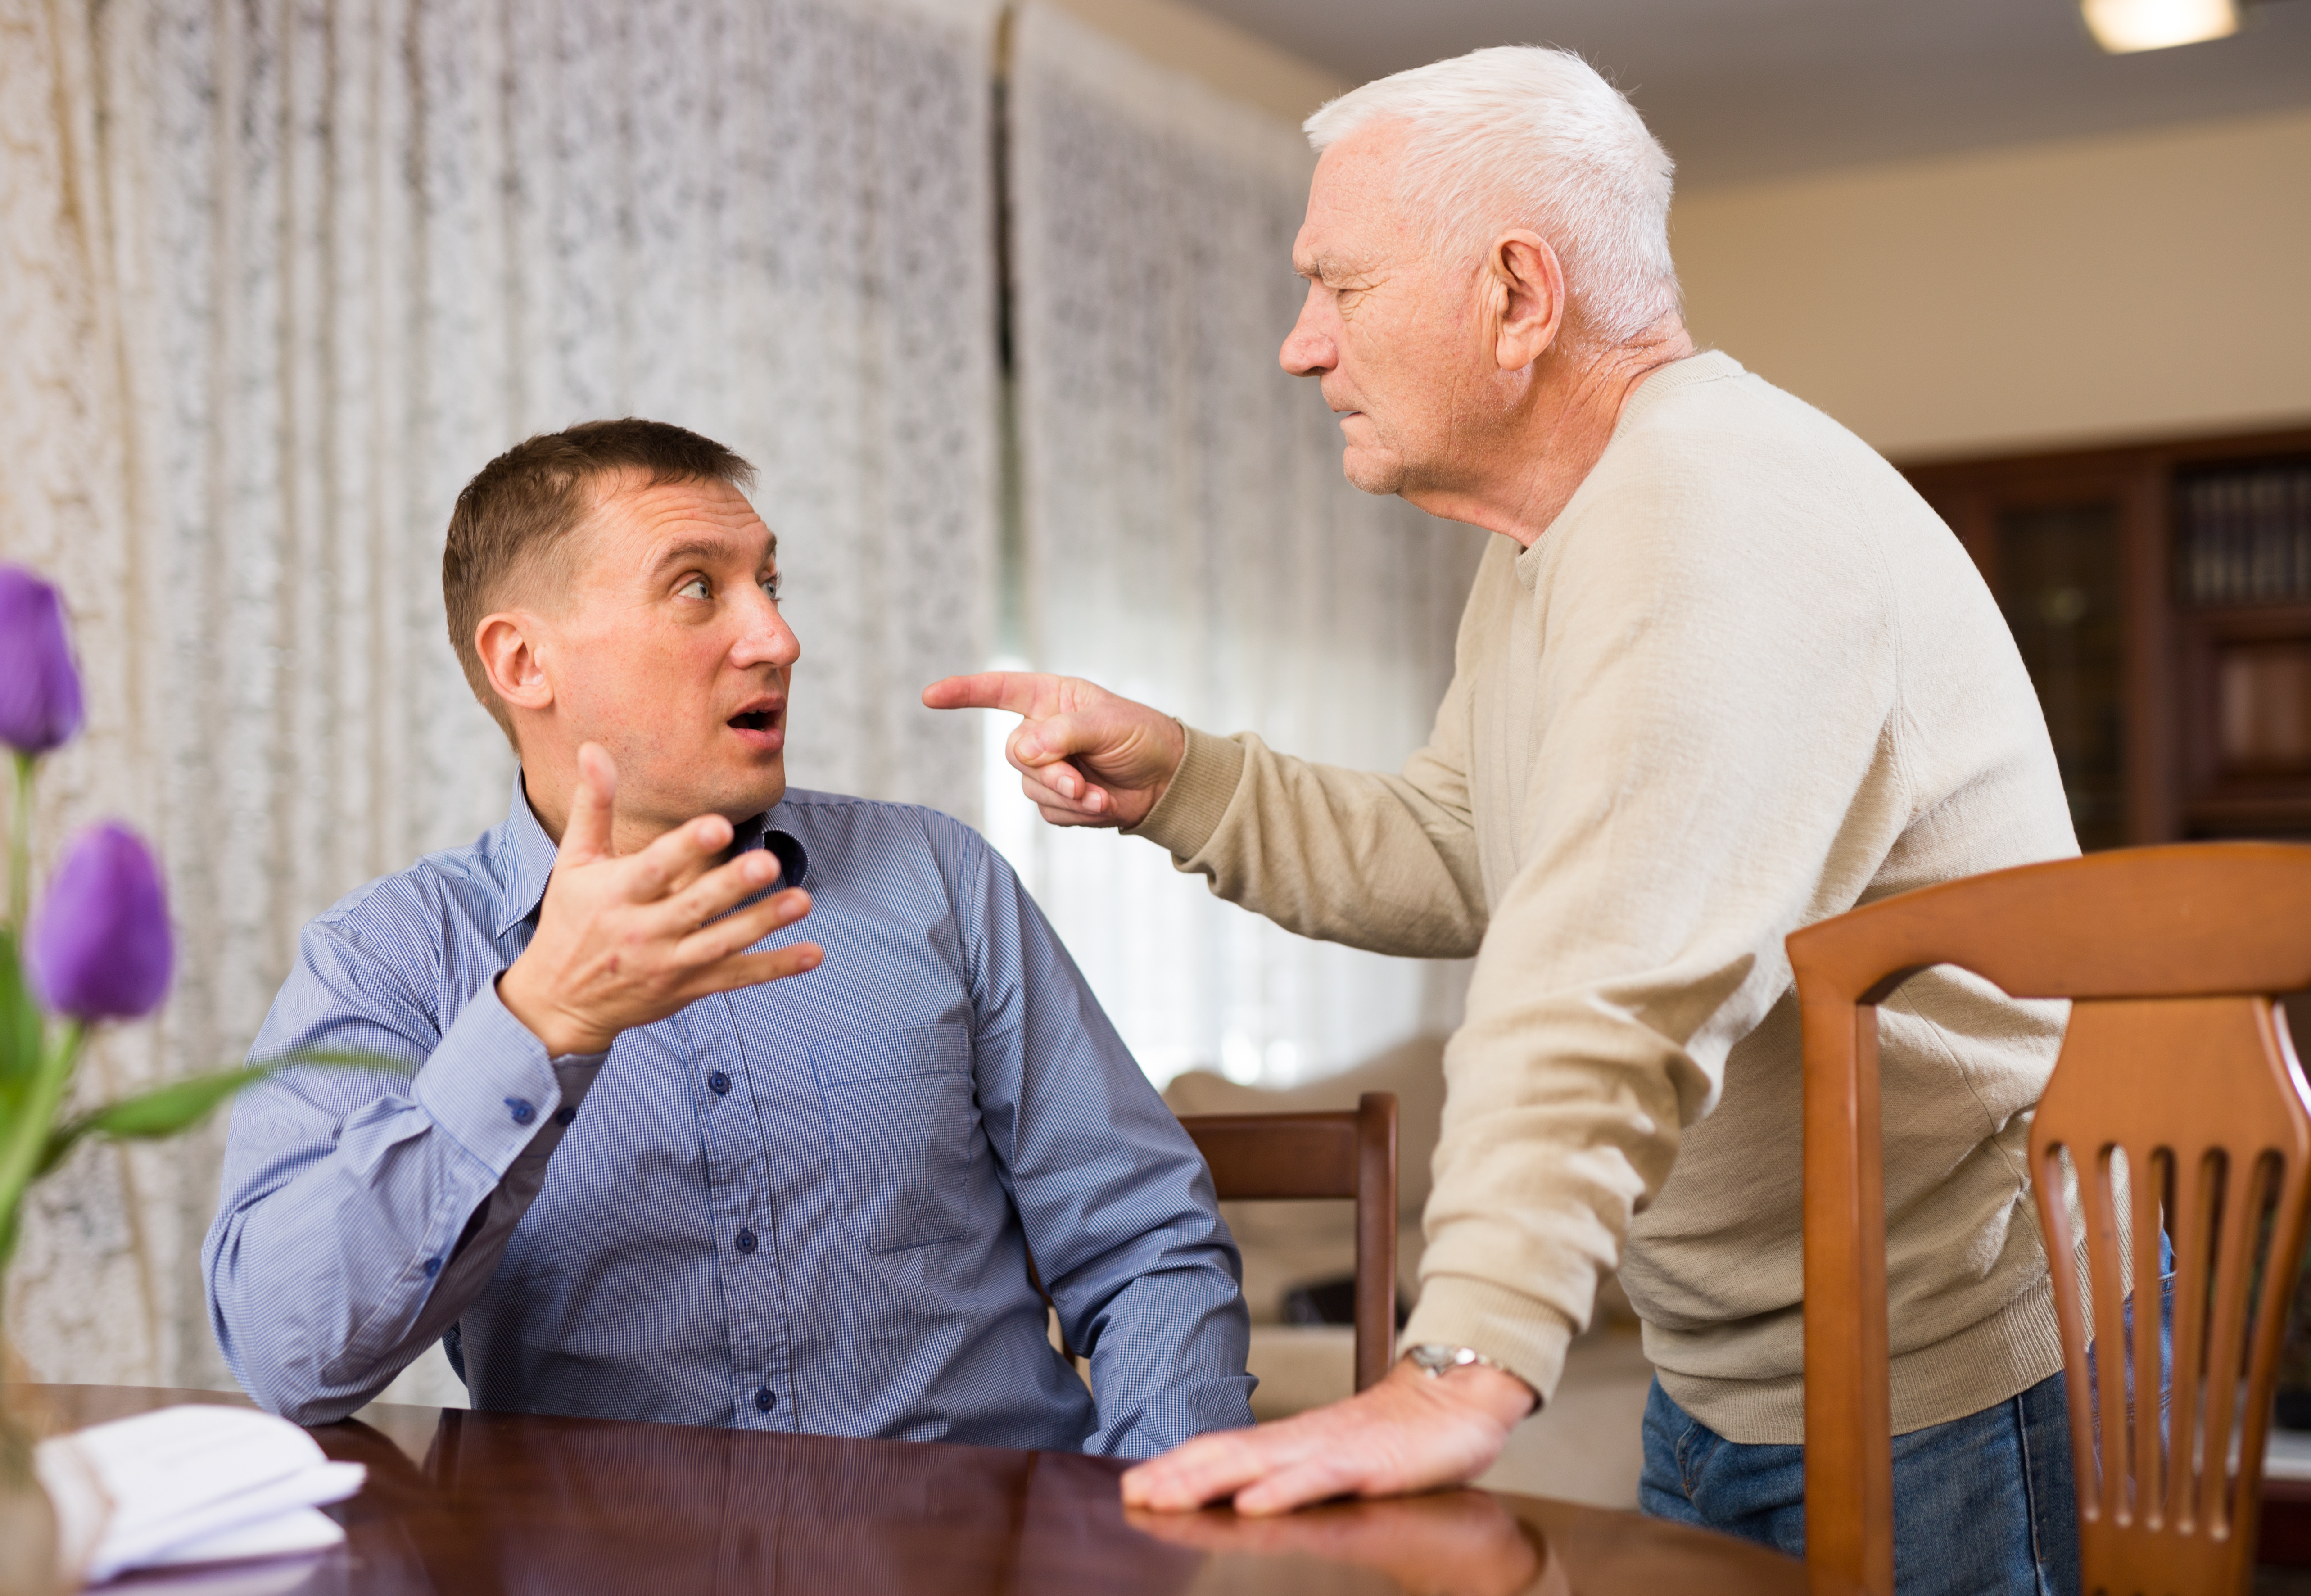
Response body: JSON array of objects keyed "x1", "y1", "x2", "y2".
[
  {"x1": 1280, "y1": 327, "x2": 1338, "y2": 380},
  {"x1": 1280, "y1": 292, "x2": 1336, "y2": 378}
]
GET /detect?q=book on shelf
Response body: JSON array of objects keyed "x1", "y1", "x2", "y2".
[{"x1": 2177, "y1": 460, "x2": 2311, "y2": 608}]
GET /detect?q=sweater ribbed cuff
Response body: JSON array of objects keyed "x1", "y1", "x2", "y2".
[
  {"x1": 1126, "y1": 725, "x2": 1247, "y2": 860},
  {"x1": 1401, "y1": 1276, "x2": 1578, "y2": 1409}
]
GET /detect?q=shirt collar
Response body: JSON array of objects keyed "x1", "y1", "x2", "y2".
[{"x1": 494, "y1": 771, "x2": 810, "y2": 938}]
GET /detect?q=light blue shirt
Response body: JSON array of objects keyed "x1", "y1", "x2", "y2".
[{"x1": 204, "y1": 777, "x2": 1253, "y2": 1456}]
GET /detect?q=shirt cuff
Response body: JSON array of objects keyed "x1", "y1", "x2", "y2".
[
  {"x1": 1401, "y1": 1276, "x2": 1579, "y2": 1409},
  {"x1": 412, "y1": 979, "x2": 592, "y2": 1179},
  {"x1": 1125, "y1": 725, "x2": 1247, "y2": 859}
]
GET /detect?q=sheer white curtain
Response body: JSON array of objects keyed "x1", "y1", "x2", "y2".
[
  {"x1": 1002, "y1": 3, "x2": 1489, "y2": 1090},
  {"x1": 0, "y1": 0, "x2": 997, "y2": 1393}
]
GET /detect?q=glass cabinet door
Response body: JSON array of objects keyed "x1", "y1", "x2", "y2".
[{"x1": 1993, "y1": 502, "x2": 2130, "y2": 850}]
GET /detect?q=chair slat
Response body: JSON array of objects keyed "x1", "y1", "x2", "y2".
[
  {"x1": 2191, "y1": 1150, "x2": 2265, "y2": 1552},
  {"x1": 2083, "y1": 1144, "x2": 2132, "y2": 1524},
  {"x1": 2166, "y1": 1144, "x2": 2212, "y2": 1535},
  {"x1": 2129, "y1": 1142, "x2": 2168, "y2": 1531},
  {"x1": 2040, "y1": 1141, "x2": 2102, "y2": 1533}
]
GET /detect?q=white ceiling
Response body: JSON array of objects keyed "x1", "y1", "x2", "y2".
[{"x1": 1175, "y1": 0, "x2": 2311, "y2": 186}]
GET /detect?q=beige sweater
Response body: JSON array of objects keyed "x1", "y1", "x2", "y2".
[{"x1": 1133, "y1": 352, "x2": 2079, "y2": 1444}]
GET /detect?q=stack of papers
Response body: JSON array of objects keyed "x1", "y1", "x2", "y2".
[{"x1": 33, "y1": 1405, "x2": 365, "y2": 1586}]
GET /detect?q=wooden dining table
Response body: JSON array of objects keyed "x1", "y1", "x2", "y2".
[{"x1": 20, "y1": 1384, "x2": 1826, "y2": 1596}]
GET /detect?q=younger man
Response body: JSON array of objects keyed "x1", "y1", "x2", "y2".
[{"x1": 204, "y1": 420, "x2": 1252, "y2": 1456}]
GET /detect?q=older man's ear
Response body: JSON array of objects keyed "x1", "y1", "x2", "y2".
[
  {"x1": 476, "y1": 612, "x2": 556, "y2": 716},
  {"x1": 1485, "y1": 230, "x2": 1567, "y2": 373}
]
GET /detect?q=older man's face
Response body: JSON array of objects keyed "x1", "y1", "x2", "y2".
[
  {"x1": 1280, "y1": 123, "x2": 1495, "y2": 499},
  {"x1": 537, "y1": 476, "x2": 799, "y2": 837}
]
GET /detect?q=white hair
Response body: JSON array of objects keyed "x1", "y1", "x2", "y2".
[{"x1": 1305, "y1": 46, "x2": 1680, "y2": 344}]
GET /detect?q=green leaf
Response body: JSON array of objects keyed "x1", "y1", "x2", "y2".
[
  {"x1": 32, "y1": 1048, "x2": 415, "y2": 1178},
  {"x1": 39, "y1": 1069, "x2": 256, "y2": 1171}
]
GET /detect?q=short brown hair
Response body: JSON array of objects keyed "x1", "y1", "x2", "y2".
[{"x1": 442, "y1": 418, "x2": 757, "y2": 739}]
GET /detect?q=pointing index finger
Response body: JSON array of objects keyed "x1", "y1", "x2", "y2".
[{"x1": 922, "y1": 671, "x2": 1060, "y2": 717}]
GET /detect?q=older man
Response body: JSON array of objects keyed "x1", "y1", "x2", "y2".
[
  {"x1": 205, "y1": 419, "x2": 1252, "y2": 1456},
  {"x1": 929, "y1": 46, "x2": 2079, "y2": 1594}
]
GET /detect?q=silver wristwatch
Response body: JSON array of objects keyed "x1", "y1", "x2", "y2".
[{"x1": 1404, "y1": 1343, "x2": 1513, "y2": 1380}]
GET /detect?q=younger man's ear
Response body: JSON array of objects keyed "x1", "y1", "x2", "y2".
[{"x1": 476, "y1": 612, "x2": 555, "y2": 715}]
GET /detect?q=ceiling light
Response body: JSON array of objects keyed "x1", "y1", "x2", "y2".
[{"x1": 2081, "y1": 0, "x2": 2241, "y2": 52}]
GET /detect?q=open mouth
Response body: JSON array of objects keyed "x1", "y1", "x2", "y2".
[{"x1": 725, "y1": 700, "x2": 785, "y2": 751}]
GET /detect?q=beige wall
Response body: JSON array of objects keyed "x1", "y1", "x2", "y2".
[
  {"x1": 1041, "y1": 0, "x2": 1347, "y2": 124},
  {"x1": 1672, "y1": 109, "x2": 2311, "y2": 463}
]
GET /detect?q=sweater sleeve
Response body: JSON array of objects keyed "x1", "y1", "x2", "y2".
[{"x1": 1131, "y1": 666, "x2": 1491, "y2": 962}]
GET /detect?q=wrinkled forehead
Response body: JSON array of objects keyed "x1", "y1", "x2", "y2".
[
  {"x1": 571, "y1": 470, "x2": 776, "y2": 581},
  {"x1": 1297, "y1": 119, "x2": 1418, "y2": 271}
]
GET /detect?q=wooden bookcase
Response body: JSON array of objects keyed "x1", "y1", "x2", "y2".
[{"x1": 1905, "y1": 423, "x2": 2311, "y2": 850}]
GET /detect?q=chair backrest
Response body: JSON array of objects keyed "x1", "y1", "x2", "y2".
[
  {"x1": 1179, "y1": 1092, "x2": 1400, "y2": 1393},
  {"x1": 1786, "y1": 842, "x2": 2311, "y2": 1596}
]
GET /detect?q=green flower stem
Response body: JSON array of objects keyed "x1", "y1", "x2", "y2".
[
  {"x1": 0, "y1": 1020, "x2": 81, "y2": 1275},
  {"x1": 5, "y1": 752, "x2": 29, "y2": 937}
]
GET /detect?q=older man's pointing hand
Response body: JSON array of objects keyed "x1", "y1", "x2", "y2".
[{"x1": 921, "y1": 672, "x2": 1182, "y2": 828}]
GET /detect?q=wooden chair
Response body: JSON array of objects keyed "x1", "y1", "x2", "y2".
[
  {"x1": 1179, "y1": 1091, "x2": 1401, "y2": 1393},
  {"x1": 1788, "y1": 842, "x2": 2311, "y2": 1596}
]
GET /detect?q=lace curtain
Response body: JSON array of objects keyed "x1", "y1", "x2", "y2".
[
  {"x1": 1001, "y1": 3, "x2": 1488, "y2": 1089},
  {"x1": 0, "y1": 0, "x2": 998, "y2": 1395}
]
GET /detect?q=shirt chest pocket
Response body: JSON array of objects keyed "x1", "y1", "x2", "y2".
[{"x1": 810, "y1": 1023, "x2": 980, "y2": 1254}]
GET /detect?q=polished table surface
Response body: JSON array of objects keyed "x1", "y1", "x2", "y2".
[{"x1": 21, "y1": 1384, "x2": 1826, "y2": 1596}]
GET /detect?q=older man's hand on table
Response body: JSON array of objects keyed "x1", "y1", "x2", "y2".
[{"x1": 1120, "y1": 1357, "x2": 1536, "y2": 1517}]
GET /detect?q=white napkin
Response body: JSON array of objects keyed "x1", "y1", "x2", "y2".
[{"x1": 33, "y1": 1405, "x2": 366, "y2": 1585}]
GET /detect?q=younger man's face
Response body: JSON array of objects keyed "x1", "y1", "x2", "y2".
[{"x1": 540, "y1": 475, "x2": 798, "y2": 840}]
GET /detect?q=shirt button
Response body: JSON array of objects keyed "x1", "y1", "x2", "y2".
[
  {"x1": 422, "y1": 1257, "x2": 442, "y2": 1278},
  {"x1": 708, "y1": 1070, "x2": 732, "y2": 1096},
  {"x1": 505, "y1": 1098, "x2": 536, "y2": 1126},
  {"x1": 553, "y1": 1105, "x2": 577, "y2": 1127},
  {"x1": 735, "y1": 1228, "x2": 758, "y2": 1255},
  {"x1": 754, "y1": 1387, "x2": 776, "y2": 1412}
]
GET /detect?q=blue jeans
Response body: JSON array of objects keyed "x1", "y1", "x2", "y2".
[{"x1": 1639, "y1": 1371, "x2": 2081, "y2": 1596}]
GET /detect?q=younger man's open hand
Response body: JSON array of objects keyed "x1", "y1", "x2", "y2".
[{"x1": 497, "y1": 744, "x2": 820, "y2": 1056}]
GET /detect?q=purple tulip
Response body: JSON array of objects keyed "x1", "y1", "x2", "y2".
[
  {"x1": 0, "y1": 566, "x2": 86, "y2": 755},
  {"x1": 28, "y1": 823, "x2": 174, "y2": 1021}
]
